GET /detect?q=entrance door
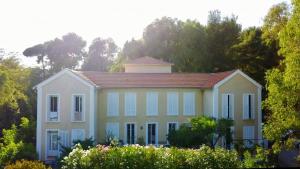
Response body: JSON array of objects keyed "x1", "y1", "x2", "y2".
[
  {"x1": 147, "y1": 123, "x2": 157, "y2": 145},
  {"x1": 125, "y1": 123, "x2": 135, "y2": 144},
  {"x1": 47, "y1": 130, "x2": 59, "y2": 157}
]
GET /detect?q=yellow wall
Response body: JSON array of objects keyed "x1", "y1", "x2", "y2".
[
  {"x1": 97, "y1": 88, "x2": 203, "y2": 144},
  {"x1": 218, "y1": 73, "x2": 259, "y2": 140},
  {"x1": 124, "y1": 64, "x2": 172, "y2": 73},
  {"x1": 40, "y1": 73, "x2": 91, "y2": 160}
]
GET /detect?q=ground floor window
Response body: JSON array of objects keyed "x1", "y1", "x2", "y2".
[
  {"x1": 125, "y1": 123, "x2": 135, "y2": 144},
  {"x1": 147, "y1": 123, "x2": 157, "y2": 145},
  {"x1": 47, "y1": 130, "x2": 59, "y2": 157}
]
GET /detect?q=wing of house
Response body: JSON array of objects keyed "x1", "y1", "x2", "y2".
[{"x1": 35, "y1": 56, "x2": 262, "y2": 160}]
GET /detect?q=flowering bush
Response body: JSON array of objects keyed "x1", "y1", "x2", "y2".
[
  {"x1": 61, "y1": 144, "x2": 242, "y2": 169},
  {"x1": 4, "y1": 160, "x2": 50, "y2": 169}
]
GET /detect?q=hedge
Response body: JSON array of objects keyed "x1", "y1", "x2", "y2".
[{"x1": 61, "y1": 144, "x2": 242, "y2": 169}]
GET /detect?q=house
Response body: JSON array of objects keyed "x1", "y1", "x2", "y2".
[{"x1": 35, "y1": 56, "x2": 262, "y2": 160}]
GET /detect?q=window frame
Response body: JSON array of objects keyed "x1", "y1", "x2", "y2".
[
  {"x1": 125, "y1": 92, "x2": 137, "y2": 116},
  {"x1": 221, "y1": 93, "x2": 234, "y2": 119},
  {"x1": 124, "y1": 122, "x2": 137, "y2": 144},
  {"x1": 243, "y1": 93, "x2": 255, "y2": 120},
  {"x1": 107, "y1": 92, "x2": 119, "y2": 117},
  {"x1": 146, "y1": 92, "x2": 159, "y2": 116},
  {"x1": 145, "y1": 122, "x2": 158, "y2": 145},
  {"x1": 46, "y1": 94, "x2": 60, "y2": 122},
  {"x1": 183, "y1": 92, "x2": 196, "y2": 116},
  {"x1": 45, "y1": 129, "x2": 59, "y2": 158},
  {"x1": 167, "y1": 92, "x2": 179, "y2": 116},
  {"x1": 71, "y1": 94, "x2": 85, "y2": 122}
]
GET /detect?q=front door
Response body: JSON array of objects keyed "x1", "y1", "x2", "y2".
[{"x1": 47, "y1": 130, "x2": 59, "y2": 157}]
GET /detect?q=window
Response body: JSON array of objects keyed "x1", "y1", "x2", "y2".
[
  {"x1": 72, "y1": 95, "x2": 84, "y2": 121},
  {"x1": 106, "y1": 122, "x2": 119, "y2": 140},
  {"x1": 167, "y1": 92, "x2": 179, "y2": 115},
  {"x1": 48, "y1": 95, "x2": 59, "y2": 121},
  {"x1": 71, "y1": 129, "x2": 85, "y2": 144},
  {"x1": 47, "y1": 130, "x2": 59, "y2": 156},
  {"x1": 243, "y1": 126, "x2": 255, "y2": 148},
  {"x1": 243, "y1": 94, "x2": 255, "y2": 119},
  {"x1": 146, "y1": 92, "x2": 158, "y2": 116},
  {"x1": 183, "y1": 92, "x2": 195, "y2": 115},
  {"x1": 107, "y1": 92, "x2": 119, "y2": 116},
  {"x1": 125, "y1": 93, "x2": 136, "y2": 116},
  {"x1": 59, "y1": 130, "x2": 69, "y2": 148},
  {"x1": 222, "y1": 94, "x2": 234, "y2": 119},
  {"x1": 167, "y1": 122, "x2": 178, "y2": 133},
  {"x1": 146, "y1": 123, "x2": 158, "y2": 145},
  {"x1": 125, "y1": 123, "x2": 135, "y2": 144}
]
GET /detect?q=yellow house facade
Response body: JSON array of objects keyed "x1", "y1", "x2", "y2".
[{"x1": 35, "y1": 56, "x2": 262, "y2": 161}]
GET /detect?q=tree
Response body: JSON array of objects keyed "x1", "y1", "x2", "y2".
[
  {"x1": 206, "y1": 10, "x2": 241, "y2": 72},
  {"x1": 82, "y1": 38, "x2": 118, "y2": 71},
  {"x1": 0, "y1": 57, "x2": 30, "y2": 132},
  {"x1": 23, "y1": 33, "x2": 86, "y2": 74},
  {"x1": 23, "y1": 44, "x2": 47, "y2": 79},
  {"x1": 264, "y1": 0, "x2": 300, "y2": 153}
]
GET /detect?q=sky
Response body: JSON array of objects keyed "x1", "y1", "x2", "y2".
[{"x1": 0, "y1": 0, "x2": 288, "y2": 67}]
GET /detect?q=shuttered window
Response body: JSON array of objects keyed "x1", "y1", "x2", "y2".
[
  {"x1": 107, "y1": 92, "x2": 119, "y2": 116},
  {"x1": 222, "y1": 94, "x2": 234, "y2": 119},
  {"x1": 183, "y1": 92, "x2": 195, "y2": 116},
  {"x1": 59, "y1": 130, "x2": 69, "y2": 148},
  {"x1": 71, "y1": 129, "x2": 85, "y2": 144},
  {"x1": 125, "y1": 93, "x2": 136, "y2": 116},
  {"x1": 243, "y1": 126, "x2": 255, "y2": 147},
  {"x1": 167, "y1": 92, "x2": 179, "y2": 115},
  {"x1": 146, "y1": 92, "x2": 158, "y2": 116},
  {"x1": 72, "y1": 95, "x2": 84, "y2": 121},
  {"x1": 243, "y1": 94, "x2": 255, "y2": 119},
  {"x1": 48, "y1": 95, "x2": 59, "y2": 121},
  {"x1": 106, "y1": 122, "x2": 119, "y2": 140}
]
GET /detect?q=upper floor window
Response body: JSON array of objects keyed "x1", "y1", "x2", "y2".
[
  {"x1": 243, "y1": 94, "x2": 255, "y2": 119},
  {"x1": 48, "y1": 95, "x2": 59, "y2": 121},
  {"x1": 167, "y1": 92, "x2": 179, "y2": 116},
  {"x1": 125, "y1": 92, "x2": 136, "y2": 116},
  {"x1": 107, "y1": 92, "x2": 119, "y2": 116},
  {"x1": 72, "y1": 95, "x2": 84, "y2": 121},
  {"x1": 146, "y1": 92, "x2": 158, "y2": 116},
  {"x1": 183, "y1": 92, "x2": 195, "y2": 116},
  {"x1": 222, "y1": 94, "x2": 234, "y2": 119}
]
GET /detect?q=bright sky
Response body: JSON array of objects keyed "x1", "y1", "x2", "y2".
[{"x1": 0, "y1": 0, "x2": 288, "y2": 67}]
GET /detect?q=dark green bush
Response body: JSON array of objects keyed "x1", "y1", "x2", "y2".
[
  {"x1": 4, "y1": 160, "x2": 51, "y2": 169},
  {"x1": 61, "y1": 144, "x2": 242, "y2": 169}
]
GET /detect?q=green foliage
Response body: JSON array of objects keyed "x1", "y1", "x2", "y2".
[
  {"x1": 242, "y1": 147, "x2": 274, "y2": 168},
  {"x1": 82, "y1": 38, "x2": 118, "y2": 71},
  {"x1": 0, "y1": 118, "x2": 37, "y2": 167},
  {"x1": 61, "y1": 144, "x2": 242, "y2": 169},
  {"x1": 4, "y1": 160, "x2": 51, "y2": 169},
  {"x1": 168, "y1": 116, "x2": 233, "y2": 148},
  {"x1": 264, "y1": 0, "x2": 300, "y2": 153}
]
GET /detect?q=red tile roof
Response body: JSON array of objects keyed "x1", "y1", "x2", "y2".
[
  {"x1": 125, "y1": 56, "x2": 173, "y2": 65},
  {"x1": 73, "y1": 70, "x2": 235, "y2": 88}
]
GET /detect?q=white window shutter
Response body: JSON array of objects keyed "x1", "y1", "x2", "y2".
[
  {"x1": 106, "y1": 123, "x2": 119, "y2": 139},
  {"x1": 251, "y1": 94, "x2": 255, "y2": 119},
  {"x1": 125, "y1": 93, "x2": 136, "y2": 116},
  {"x1": 167, "y1": 92, "x2": 178, "y2": 115},
  {"x1": 183, "y1": 92, "x2": 195, "y2": 115},
  {"x1": 107, "y1": 93, "x2": 119, "y2": 116},
  {"x1": 71, "y1": 129, "x2": 85, "y2": 144},
  {"x1": 59, "y1": 130, "x2": 69, "y2": 148},
  {"x1": 146, "y1": 92, "x2": 158, "y2": 116},
  {"x1": 243, "y1": 94, "x2": 249, "y2": 119},
  {"x1": 229, "y1": 95, "x2": 234, "y2": 119},
  {"x1": 222, "y1": 94, "x2": 227, "y2": 118},
  {"x1": 243, "y1": 126, "x2": 254, "y2": 147}
]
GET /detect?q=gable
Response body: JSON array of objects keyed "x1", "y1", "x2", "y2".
[
  {"x1": 35, "y1": 69, "x2": 94, "y2": 89},
  {"x1": 214, "y1": 70, "x2": 261, "y2": 89}
]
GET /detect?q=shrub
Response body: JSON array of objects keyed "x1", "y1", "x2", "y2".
[
  {"x1": 61, "y1": 144, "x2": 242, "y2": 169},
  {"x1": 0, "y1": 125, "x2": 37, "y2": 167},
  {"x1": 4, "y1": 160, "x2": 51, "y2": 169}
]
